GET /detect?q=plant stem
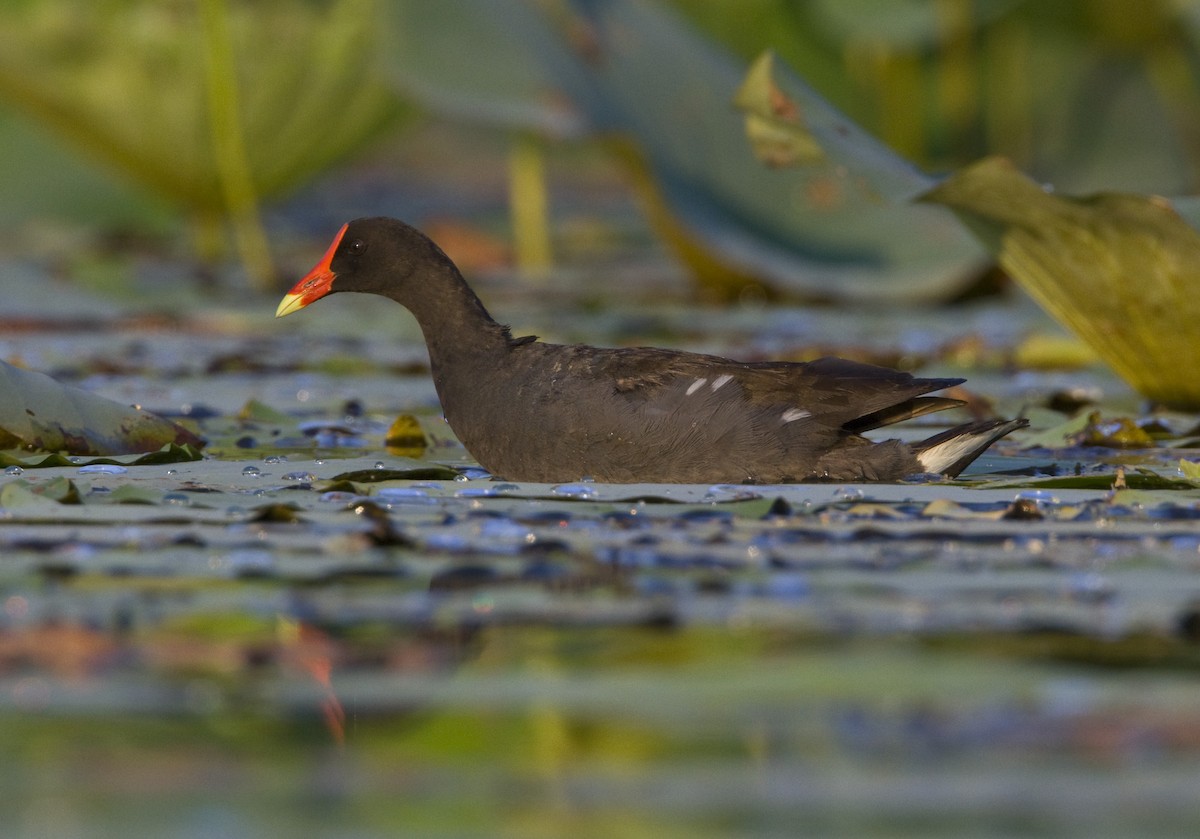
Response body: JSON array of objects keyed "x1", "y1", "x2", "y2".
[
  {"x1": 509, "y1": 132, "x2": 552, "y2": 279},
  {"x1": 198, "y1": 0, "x2": 275, "y2": 291}
]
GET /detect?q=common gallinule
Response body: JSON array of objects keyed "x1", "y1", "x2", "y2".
[{"x1": 276, "y1": 217, "x2": 1026, "y2": 483}]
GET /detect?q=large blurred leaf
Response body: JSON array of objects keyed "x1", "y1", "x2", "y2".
[
  {"x1": 382, "y1": 0, "x2": 590, "y2": 137},
  {"x1": 548, "y1": 1, "x2": 985, "y2": 301},
  {"x1": 923, "y1": 156, "x2": 1200, "y2": 409},
  {"x1": 0, "y1": 361, "x2": 203, "y2": 455},
  {"x1": 381, "y1": 0, "x2": 984, "y2": 301},
  {"x1": 0, "y1": 107, "x2": 170, "y2": 229},
  {"x1": 0, "y1": 0, "x2": 403, "y2": 218}
]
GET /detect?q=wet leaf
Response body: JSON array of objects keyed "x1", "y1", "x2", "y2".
[
  {"x1": 1179, "y1": 459, "x2": 1200, "y2": 481},
  {"x1": 103, "y1": 485, "x2": 164, "y2": 505},
  {"x1": 385, "y1": 413, "x2": 428, "y2": 457},
  {"x1": 1019, "y1": 412, "x2": 1094, "y2": 450},
  {"x1": 0, "y1": 442, "x2": 203, "y2": 469},
  {"x1": 1076, "y1": 413, "x2": 1156, "y2": 449},
  {"x1": 0, "y1": 477, "x2": 83, "y2": 506},
  {"x1": 236, "y1": 399, "x2": 293, "y2": 425},
  {"x1": 0, "y1": 361, "x2": 203, "y2": 455},
  {"x1": 327, "y1": 464, "x2": 461, "y2": 484},
  {"x1": 923, "y1": 156, "x2": 1200, "y2": 409}
]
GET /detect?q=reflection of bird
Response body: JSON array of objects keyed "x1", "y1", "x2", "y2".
[{"x1": 277, "y1": 218, "x2": 1025, "y2": 483}]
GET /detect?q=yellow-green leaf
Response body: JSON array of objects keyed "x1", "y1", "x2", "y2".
[{"x1": 922, "y1": 157, "x2": 1200, "y2": 409}]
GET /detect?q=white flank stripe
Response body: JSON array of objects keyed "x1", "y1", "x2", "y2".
[
  {"x1": 781, "y1": 408, "x2": 812, "y2": 423},
  {"x1": 710, "y1": 374, "x2": 734, "y2": 391},
  {"x1": 686, "y1": 378, "x2": 707, "y2": 396}
]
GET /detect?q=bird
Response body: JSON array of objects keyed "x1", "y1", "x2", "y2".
[{"x1": 276, "y1": 217, "x2": 1026, "y2": 483}]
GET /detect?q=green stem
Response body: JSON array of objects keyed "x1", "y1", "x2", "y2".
[
  {"x1": 198, "y1": 0, "x2": 275, "y2": 291},
  {"x1": 508, "y1": 132, "x2": 552, "y2": 279}
]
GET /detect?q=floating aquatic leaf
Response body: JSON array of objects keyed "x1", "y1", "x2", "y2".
[
  {"x1": 385, "y1": 413, "x2": 428, "y2": 458},
  {"x1": 102, "y1": 485, "x2": 164, "y2": 505},
  {"x1": 0, "y1": 361, "x2": 202, "y2": 455},
  {"x1": 235, "y1": 399, "x2": 293, "y2": 425},
  {"x1": 923, "y1": 156, "x2": 1200, "y2": 409},
  {"x1": 327, "y1": 463, "x2": 461, "y2": 484},
  {"x1": 1018, "y1": 412, "x2": 1094, "y2": 450},
  {"x1": 0, "y1": 477, "x2": 83, "y2": 506},
  {"x1": 1076, "y1": 413, "x2": 1157, "y2": 449},
  {"x1": 0, "y1": 443, "x2": 202, "y2": 470}
]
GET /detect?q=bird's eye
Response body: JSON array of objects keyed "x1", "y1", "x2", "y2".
[{"x1": 347, "y1": 238, "x2": 366, "y2": 255}]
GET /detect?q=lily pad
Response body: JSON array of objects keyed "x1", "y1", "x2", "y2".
[
  {"x1": 0, "y1": 360, "x2": 203, "y2": 455},
  {"x1": 923, "y1": 156, "x2": 1200, "y2": 409}
]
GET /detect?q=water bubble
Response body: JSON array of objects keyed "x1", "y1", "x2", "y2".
[
  {"x1": 282, "y1": 471, "x2": 316, "y2": 483},
  {"x1": 163, "y1": 493, "x2": 191, "y2": 506},
  {"x1": 165, "y1": 468, "x2": 178, "y2": 476},
  {"x1": 263, "y1": 455, "x2": 284, "y2": 465},
  {"x1": 456, "y1": 487, "x2": 497, "y2": 498},
  {"x1": 458, "y1": 467, "x2": 492, "y2": 481},
  {"x1": 4, "y1": 466, "x2": 23, "y2": 476},
  {"x1": 374, "y1": 461, "x2": 386, "y2": 470},
  {"x1": 552, "y1": 483, "x2": 598, "y2": 499},
  {"x1": 78, "y1": 464, "x2": 128, "y2": 475},
  {"x1": 702, "y1": 484, "x2": 760, "y2": 502},
  {"x1": 376, "y1": 487, "x2": 437, "y2": 506},
  {"x1": 241, "y1": 466, "x2": 261, "y2": 477},
  {"x1": 1016, "y1": 489, "x2": 1060, "y2": 505},
  {"x1": 377, "y1": 487, "x2": 430, "y2": 499},
  {"x1": 834, "y1": 487, "x2": 865, "y2": 501}
]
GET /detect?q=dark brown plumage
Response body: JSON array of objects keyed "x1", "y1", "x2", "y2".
[{"x1": 277, "y1": 217, "x2": 1026, "y2": 483}]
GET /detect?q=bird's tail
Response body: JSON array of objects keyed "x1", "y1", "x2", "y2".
[{"x1": 914, "y1": 418, "x2": 1028, "y2": 478}]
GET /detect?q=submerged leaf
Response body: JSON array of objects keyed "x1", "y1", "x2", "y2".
[{"x1": 923, "y1": 157, "x2": 1200, "y2": 409}]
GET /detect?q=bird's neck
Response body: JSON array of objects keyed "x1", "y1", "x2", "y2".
[{"x1": 402, "y1": 261, "x2": 513, "y2": 369}]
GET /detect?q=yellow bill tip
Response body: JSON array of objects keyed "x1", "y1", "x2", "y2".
[{"x1": 275, "y1": 293, "x2": 306, "y2": 319}]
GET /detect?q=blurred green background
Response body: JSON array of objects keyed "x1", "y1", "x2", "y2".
[{"x1": 3, "y1": 0, "x2": 1200, "y2": 294}]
